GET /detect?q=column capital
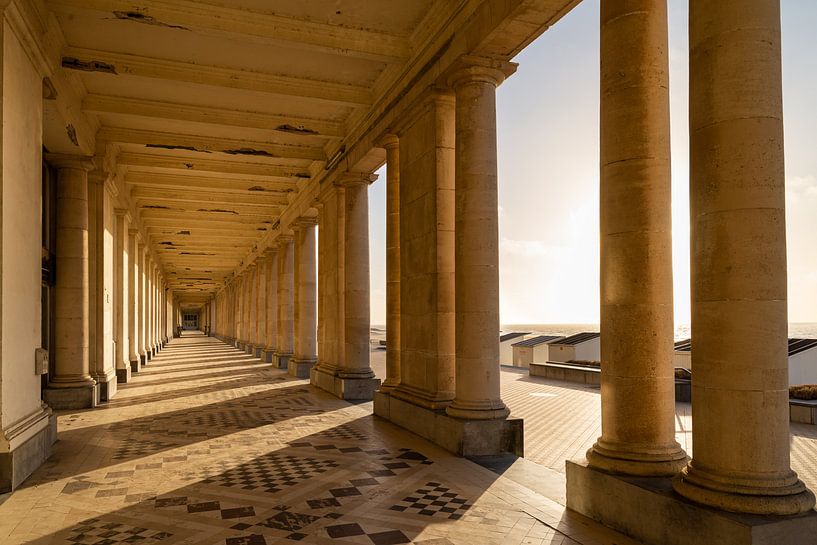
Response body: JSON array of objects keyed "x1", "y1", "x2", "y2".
[
  {"x1": 376, "y1": 133, "x2": 399, "y2": 150},
  {"x1": 444, "y1": 55, "x2": 517, "y2": 89},
  {"x1": 46, "y1": 153, "x2": 95, "y2": 172},
  {"x1": 114, "y1": 208, "x2": 132, "y2": 222},
  {"x1": 263, "y1": 246, "x2": 278, "y2": 257},
  {"x1": 276, "y1": 232, "x2": 295, "y2": 246},
  {"x1": 335, "y1": 171, "x2": 378, "y2": 188},
  {"x1": 293, "y1": 215, "x2": 319, "y2": 229}
]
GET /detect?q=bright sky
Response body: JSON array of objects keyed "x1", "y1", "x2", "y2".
[{"x1": 369, "y1": 0, "x2": 817, "y2": 326}]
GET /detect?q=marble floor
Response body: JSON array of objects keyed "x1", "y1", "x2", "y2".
[{"x1": 0, "y1": 334, "x2": 642, "y2": 545}]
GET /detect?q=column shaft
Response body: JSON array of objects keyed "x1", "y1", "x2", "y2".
[
  {"x1": 264, "y1": 249, "x2": 279, "y2": 359},
  {"x1": 128, "y1": 231, "x2": 140, "y2": 368},
  {"x1": 446, "y1": 61, "x2": 513, "y2": 420},
  {"x1": 114, "y1": 210, "x2": 130, "y2": 381},
  {"x1": 46, "y1": 156, "x2": 97, "y2": 409},
  {"x1": 339, "y1": 178, "x2": 373, "y2": 378},
  {"x1": 276, "y1": 236, "x2": 295, "y2": 367},
  {"x1": 293, "y1": 218, "x2": 318, "y2": 376},
  {"x1": 586, "y1": 0, "x2": 687, "y2": 477},
  {"x1": 673, "y1": 0, "x2": 815, "y2": 515},
  {"x1": 383, "y1": 136, "x2": 401, "y2": 391}
]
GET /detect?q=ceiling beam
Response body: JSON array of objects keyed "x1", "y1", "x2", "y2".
[
  {"x1": 63, "y1": 47, "x2": 372, "y2": 106},
  {"x1": 140, "y1": 209, "x2": 277, "y2": 224},
  {"x1": 119, "y1": 151, "x2": 311, "y2": 178},
  {"x1": 49, "y1": 0, "x2": 409, "y2": 64},
  {"x1": 126, "y1": 172, "x2": 297, "y2": 193},
  {"x1": 132, "y1": 188, "x2": 289, "y2": 207},
  {"x1": 84, "y1": 95, "x2": 345, "y2": 139},
  {"x1": 99, "y1": 127, "x2": 327, "y2": 161}
]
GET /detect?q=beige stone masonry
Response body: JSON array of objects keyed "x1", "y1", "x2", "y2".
[
  {"x1": 673, "y1": 0, "x2": 816, "y2": 515},
  {"x1": 292, "y1": 216, "x2": 318, "y2": 378},
  {"x1": 44, "y1": 154, "x2": 98, "y2": 409},
  {"x1": 585, "y1": 0, "x2": 687, "y2": 477},
  {"x1": 446, "y1": 58, "x2": 515, "y2": 421},
  {"x1": 388, "y1": 90, "x2": 456, "y2": 411},
  {"x1": 275, "y1": 234, "x2": 295, "y2": 368}
]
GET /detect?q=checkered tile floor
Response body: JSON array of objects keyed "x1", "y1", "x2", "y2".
[{"x1": 0, "y1": 334, "x2": 644, "y2": 545}]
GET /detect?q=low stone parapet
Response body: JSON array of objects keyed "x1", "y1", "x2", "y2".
[
  {"x1": 790, "y1": 399, "x2": 817, "y2": 425},
  {"x1": 529, "y1": 361, "x2": 601, "y2": 385}
]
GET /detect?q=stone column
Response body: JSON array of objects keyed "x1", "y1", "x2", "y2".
[
  {"x1": 263, "y1": 248, "x2": 279, "y2": 362},
  {"x1": 584, "y1": 0, "x2": 688, "y2": 477},
  {"x1": 44, "y1": 155, "x2": 98, "y2": 409},
  {"x1": 275, "y1": 235, "x2": 295, "y2": 369},
  {"x1": 337, "y1": 174, "x2": 380, "y2": 394},
  {"x1": 138, "y1": 245, "x2": 148, "y2": 365},
  {"x1": 254, "y1": 256, "x2": 267, "y2": 357},
  {"x1": 146, "y1": 259, "x2": 154, "y2": 358},
  {"x1": 383, "y1": 91, "x2": 456, "y2": 415},
  {"x1": 291, "y1": 216, "x2": 318, "y2": 378},
  {"x1": 446, "y1": 59, "x2": 515, "y2": 420},
  {"x1": 382, "y1": 135, "x2": 400, "y2": 392},
  {"x1": 672, "y1": 0, "x2": 816, "y2": 515},
  {"x1": 128, "y1": 229, "x2": 140, "y2": 372},
  {"x1": 114, "y1": 209, "x2": 131, "y2": 384},
  {"x1": 245, "y1": 264, "x2": 257, "y2": 352}
]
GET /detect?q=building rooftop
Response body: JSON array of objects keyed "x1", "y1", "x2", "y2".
[
  {"x1": 674, "y1": 338, "x2": 817, "y2": 356},
  {"x1": 789, "y1": 338, "x2": 817, "y2": 357},
  {"x1": 675, "y1": 339, "x2": 692, "y2": 352},
  {"x1": 500, "y1": 332, "x2": 531, "y2": 343},
  {"x1": 553, "y1": 332, "x2": 600, "y2": 346},
  {"x1": 512, "y1": 335, "x2": 564, "y2": 348}
]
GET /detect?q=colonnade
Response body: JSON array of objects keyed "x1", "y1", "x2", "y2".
[{"x1": 43, "y1": 156, "x2": 172, "y2": 409}]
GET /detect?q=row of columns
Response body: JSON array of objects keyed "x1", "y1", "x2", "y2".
[
  {"x1": 43, "y1": 154, "x2": 170, "y2": 409},
  {"x1": 211, "y1": 220, "x2": 317, "y2": 379},
  {"x1": 572, "y1": 0, "x2": 814, "y2": 519},
  {"x1": 372, "y1": 57, "x2": 517, "y2": 421}
]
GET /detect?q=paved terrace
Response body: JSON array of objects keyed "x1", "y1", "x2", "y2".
[{"x1": 1, "y1": 334, "x2": 816, "y2": 544}]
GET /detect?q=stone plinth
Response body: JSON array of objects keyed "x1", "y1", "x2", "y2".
[
  {"x1": 289, "y1": 358, "x2": 315, "y2": 379},
  {"x1": 43, "y1": 383, "x2": 99, "y2": 410},
  {"x1": 0, "y1": 411, "x2": 57, "y2": 493},
  {"x1": 374, "y1": 391, "x2": 523, "y2": 457},
  {"x1": 566, "y1": 460, "x2": 817, "y2": 545},
  {"x1": 311, "y1": 367, "x2": 380, "y2": 401},
  {"x1": 274, "y1": 352, "x2": 291, "y2": 370},
  {"x1": 261, "y1": 348, "x2": 276, "y2": 364},
  {"x1": 116, "y1": 366, "x2": 132, "y2": 384}
]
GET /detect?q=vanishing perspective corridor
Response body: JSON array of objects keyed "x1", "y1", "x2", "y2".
[{"x1": 0, "y1": 335, "x2": 638, "y2": 545}]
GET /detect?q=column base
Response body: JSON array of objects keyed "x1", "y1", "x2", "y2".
[
  {"x1": 130, "y1": 359, "x2": 140, "y2": 373},
  {"x1": 261, "y1": 348, "x2": 276, "y2": 363},
  {"x1": 0, "y1": 406, "x2": 57, "y2": 493},
  {"x1": 93, "y1": 369, "x2": 118, "y2": 401},
  {"x1": 566, "y1": 459, "x2": 817, "y2": 545},
  {"x1": 274, "y1": 352, "x2": 292, "y2": 370},
  {"x1": 43, "y1": 383, "x2": 100, "y2": 410},
  {"x1": 672, "y1": 464, "x2": 816, "y2": 516},
  {"x1": 116, "y1": 365, "x2": 132, "y2": 384},
  {"x1": 310, "y1": 366, "x2": 380, "y2": 400},
  {"x1": 254, "y1": 347, "x2": 264, "y2": 358},
  {"x1": 289, "y1": 358, "x2": 316, "y2": 379},
  {"x1": 374, "y1": 390, "x2": 523, "y2": 456},
  {"x1": 140, "y1": 353, "x2": 147, "y2": 366},
  {"x1": 586, "y1": 441, "x2": 688, "y2": 478}
]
